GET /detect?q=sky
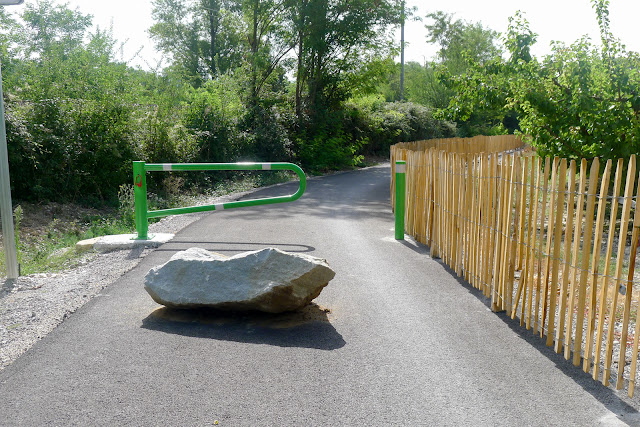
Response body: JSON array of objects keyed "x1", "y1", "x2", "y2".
[{"x1": 32, "y1": 0, "x2": 640, "y2": 70}]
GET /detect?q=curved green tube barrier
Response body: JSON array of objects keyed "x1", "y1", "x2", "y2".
[{"x1": 133, "y1": 161, "x2": 306, "y2": 240}]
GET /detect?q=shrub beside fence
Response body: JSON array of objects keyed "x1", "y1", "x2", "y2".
[{"x1": 391, "y1": 134, "x2": 640, "y2": 398}]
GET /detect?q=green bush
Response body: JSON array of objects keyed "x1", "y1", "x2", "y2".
[
  {"x1": 343, "y1": 96, "x2": 457, "y2": 155},
  {"x1": 183, "y1": 77, "x2": 245, "y2": 163},
  {"x1": 5, "y1": 100, "x2": 42, "y2": 200},
  {"x1": 296, "y1": 130, "x2": 363, "y2": 171},
  {"x1": 239, "y1": 104, "x2": 292, "y2": 162},
  {"x1": 134, "y1": 107, "x2": 199, "y2": 164},
  {"x1": 15, "y1": 99, "x2": 136, "y2": 203}
]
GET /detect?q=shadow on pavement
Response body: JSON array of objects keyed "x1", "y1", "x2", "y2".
[
  {"x1": 432, "y1": 253, "x2": 640, "y2": 423},
  {"x1": 155, "y1": 241, "x2": 316, "y2": 253},
  {"x1": 220, "y1": 166, "x2": 393, "y2": 222},
  {"x1": 398, "y1": 238, "x2": 430, "y2": 255},
  {"x1": 141, "y1": 303, "x2": 346, "y2": 351}
]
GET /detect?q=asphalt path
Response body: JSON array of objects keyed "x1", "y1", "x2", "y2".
[{"x1": 1, "y1": 164, "x2": 640, "y2": 426}]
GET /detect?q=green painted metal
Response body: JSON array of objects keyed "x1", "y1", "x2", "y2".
[
  {"x1": 133, "y1": 161, "x2": 149, "y2": 239},
  {"x1": 133, "y1": 161, "x2": 306, "y2": 239},
  {"x1": 395, "y1": 160, "x2": 406, "y2": 240}
]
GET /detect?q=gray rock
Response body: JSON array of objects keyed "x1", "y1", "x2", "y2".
[{"x1": 144, "y1": 247, "x2": 336, "y2": 313}]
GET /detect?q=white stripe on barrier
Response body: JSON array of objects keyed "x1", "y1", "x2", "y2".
[
  {"x1": 262, "y1": 164, "x2": 272, "y2": 170},
  {"x1": 396, "y1": 164, "x2": 406, "y2": 174},
  {"x1": 162, "y1": 164, "x2": 172, "y2": 171},
  {"x1": 215, "y1": 203, "x2": 225, "y2": 211}
]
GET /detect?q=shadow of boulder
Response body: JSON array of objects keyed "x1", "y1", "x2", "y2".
[{"x1": 141, "y1": 303, "x2": 346, "y2": 351}]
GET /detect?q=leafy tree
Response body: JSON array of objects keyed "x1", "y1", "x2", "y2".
[
  {"x1": 0, "y1": 9, "x2": 19, "y2": 59},
  {"x1": 283, "y1": 0, "x2": 402, "y2": 169},
  {"x1": 445, "y1": 2, "x2": 640, "y2": 159},
  {"x1": 149, "y1": 0, "x2": 244, "y2": 85},
  {"x1": 1, "y1": 2, "x2": 147, "y2": 202},
  {"x1": 292, "y1": 0, "x2": 400, "y2": 120},
  {"x1": 420, "y1": 11, "x2": 505, "y2": 135},
  {"x1": 239, "y1": 0, "x2": 294, "y2": 104},
  {"x1": 234, "y1": 0, "x2": 296, "y2": 160},
  {"x1": 19, "y1": 0, "x2": 92, "y2": 60},
  {"x1": 379, "y1": 61, "x2": 450, "y2": 108},
  {"x1": 425, "y1": 11, "x2": 500, "y2": 75}
]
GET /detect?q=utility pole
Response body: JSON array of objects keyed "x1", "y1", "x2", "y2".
[
  {"x1": 400, "y1": 0, "x2": 405, "y2": 101},
  {"x1": 0, "y1": 0, "x2": 25, "y2": 281}
]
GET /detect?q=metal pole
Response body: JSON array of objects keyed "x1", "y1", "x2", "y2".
[
  {"x1": 0, "y1": 0, "x2": 28, "y2": 280},
  {"x1": 395, "y1": 160, "x2": 406, "y2": 240},
  {"x1": 133, "y1": 161, "x2": 148, "y2": 240},
  {"x1": 142, "y1": 162, "x2": 306, "y2": 220},
  {"x1": 0, "y1": 62, "x2": 18, "y2": 280},
  {"x1": 400, "y1": 0, "x2": 405, "y2": 101}
]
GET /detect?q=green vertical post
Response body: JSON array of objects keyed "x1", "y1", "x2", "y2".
[
  {"x1": 395, "y1": 160, "x2": 406, "y2": 240},
  {"x1": 133, "y1": 161, "x2": 148, "y2": 240}
]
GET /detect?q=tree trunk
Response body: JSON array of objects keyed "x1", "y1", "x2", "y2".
[
  {"x1": 207, "y1": 0, "x2": 219, "y2": 77},
  {"x1": 295, "y1": 30, "x2": 304, "y2": 120},
  {"x1": 251, "y1": 0, "x2": 259, "y2": 106}
]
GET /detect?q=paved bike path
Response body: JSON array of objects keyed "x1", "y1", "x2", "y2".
[{"x1": 0, "y1": 165, "x2": 638, "y2": 426}]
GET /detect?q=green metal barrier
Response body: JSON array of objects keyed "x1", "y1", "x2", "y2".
[
  {"x1": 395, "y1": 160, "x2": 406, "y2": 240},
  {"x1": 132, "y1": 161, "x2": 307, "y2": 240}
]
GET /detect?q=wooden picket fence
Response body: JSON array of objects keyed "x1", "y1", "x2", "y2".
[
  {"x1": 392, "y1": 134, "x2": 526, "y2": 156},
  {"x1": 391, "y1": 135, "x2": 640, "y2": 398}
]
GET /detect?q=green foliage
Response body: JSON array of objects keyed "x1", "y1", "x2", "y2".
[
  {"x1": 502, "y1": 11, "x2": 537, "y2": 64},
  {"x1": 444, "y1": 3, "x2": 640, "y2": 159},
  {"x1": 117, "y1": 184, "x2": 136, "y2": 228},
  {"x1": 13, "y1": 205, "x2": 22, "y2": 247},
  {"x1": 0, "y1": 9, "x2": 19, "y2": 64},
  {"x1": 11, "y1": 98, "x2": 136, "y2": 202},
  {"x1": 239, "y1": 104, "x2": 292, "y2": 161},
  {"x1": 19, "y1": 0, "x2": 93, "y2": 59},
  {"x1": 296, "y1": 129, "x2": 363, "y2": 172},
  {"x1": 344, "y1": 95, "x2": 457, "y2": 154},
  {"x1": 182, "y1": 76, "x2": 244, "y2": 162},
  {"x1": 0, "y1": 0, "x2": 448, "y2": 208},
  {"x1": 293, "y1": 96, "x2": 456, "y2": 170},
  {"x1": 239, "y1": 0, "x2": 295, "y2": 104},
  {"x1": 379, "y1": 61, "x2": 451, "y2": 108},
  {"x1": 149, "y1": 0, "x2": 244, "y2": 84},
  {"x1": 134, "y1": 108, "x2": 200, "y2": 164},
  {"x1": 425, "y1": 11, "x2": 501, "y2": 75},
  {"x1": 293, "y1": 0, "x2": 400, "y2": 116},
  {"x1": 1, "y1": 3, "x2": 146, "y2": 203},
  {"x1": 438, "y1": 57, "x2": 516, "y2": 136},
  {"x1": 393, "y1": 10, "x2": 504, "y2": 134}
]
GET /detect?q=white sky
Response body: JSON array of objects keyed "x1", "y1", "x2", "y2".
[{"x1": 33, "y1": 0, "x2": 640, "y2": 69}]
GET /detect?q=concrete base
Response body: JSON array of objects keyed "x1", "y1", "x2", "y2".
[
  {"x1": 75, "y1": 237, "x2": 101, "y2": 252},
  {"x1": 76, "y1": 233, "x2": 174, "y2": 253}
]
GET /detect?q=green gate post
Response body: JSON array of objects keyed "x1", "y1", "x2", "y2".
[
  {"x1": 133, "y1": 161, "x2": 148, "y2": 240},
  {"x1": 395, "y1": 160, "x2": 406, "y2": 240}
]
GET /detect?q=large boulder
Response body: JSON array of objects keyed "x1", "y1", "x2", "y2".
[{"x1": 144, "y1": 247, "x2": 335, "y2": 313}]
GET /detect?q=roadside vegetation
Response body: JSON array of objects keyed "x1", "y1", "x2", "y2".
[
  {"x1": 0, "y1": 170, "x2": 297, "y2": 275},
  {"x1": 0, "y1": 0, "x2": 637, "y2": 275}
]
